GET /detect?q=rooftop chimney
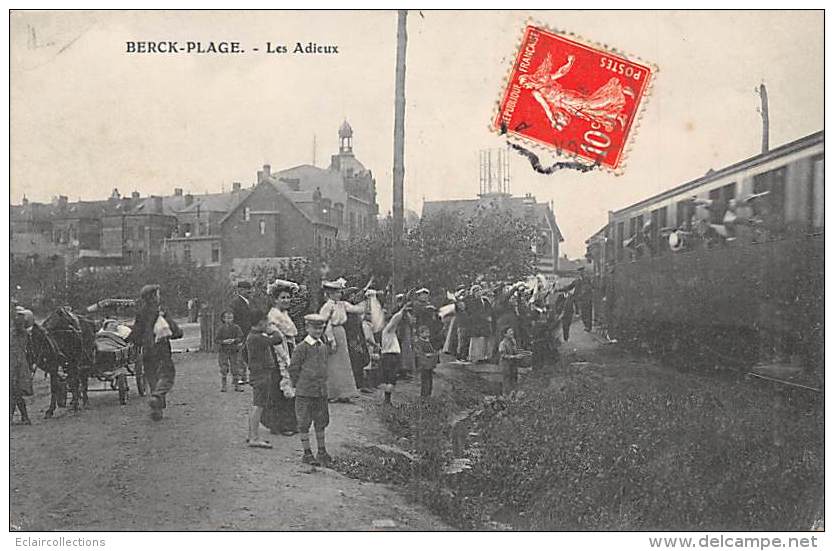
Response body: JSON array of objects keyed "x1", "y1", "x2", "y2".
[
  {"x1": 131, "y1": 191, "x2": 140, "y2": 199},
  {"x1": 257, "y1": 170, "x2": 264, "y2": 184},
  {"x1": 174, "y1": 188, "x2": 183, "y2": 197},
  {"x1": 152, "y1": 195, "x2": 164, "y2": 214},
  {"x1": 185, "y1": 193, "x2": 194, "y2": 207},
  {"x1": 22, "y1": 196, "x2": 29, "y2": 206},
  {"x1": 232, "y1": 182, "x2": 242, "y2": 192},
  {"x1": 263, "y1": 164, "x2": 271, "y2": 177}
]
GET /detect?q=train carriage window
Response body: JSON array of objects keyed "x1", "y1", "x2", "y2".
[
  {"x1": 650, "y1": 207, "x2": 668, "y2": 255},
  {"x1": 708, "y1": 183, "x2": 737, "y2": 224},
  {"x1": 676, "y1": 201, "x2": 694, "y2": 231},
  {"x1": 752, "y1": 167, "x2": 786, "y2": 233},
  {"x1": 810, "y1": 156, "x2": 823, "y2": 229}
]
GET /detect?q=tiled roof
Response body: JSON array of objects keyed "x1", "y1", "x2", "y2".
[
  {"x1": 176, "y1": 191, "x2": 246, "y2": 214},
  {"x1": 271, "y1": 165, "x2": 349, "y2": 206}
]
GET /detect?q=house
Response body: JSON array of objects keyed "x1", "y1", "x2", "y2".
[
  {"x1": 265, "y1": 120, "x2": 379, "y2": 240},
  {"x1": 218, "y1": 180, "x2": 338, "y2": 266},
  {"x1": 11, "y1": 121, "x2": 380, "y2": 272},
  {"x1": 421, "y1": 191, "x2": 564, "y2": 274}
]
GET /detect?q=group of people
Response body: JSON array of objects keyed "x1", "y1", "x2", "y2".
[
  {"x1": 438, "y1": 268, "x2": 595, "y2": 394},
  {"x1": 10, "y1": 268, "x2": 595, "y2": 466},
  {"x1": 211, "y1": 277, "x2": 442, "y2": 466}
]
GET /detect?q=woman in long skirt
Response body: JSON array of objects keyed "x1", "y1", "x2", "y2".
[
  {"x1": 343, "y1": 288, "x2": 371, "y2": 391},
  {"x1": 263, "y1": 280, "x2": 300, "y2": 436},
  {"x1": 320, "y1": 279, "x2": 366, "y2": 402},
  {"x1": 466, "y1": 285, "x2": 492, "y2": 362}
]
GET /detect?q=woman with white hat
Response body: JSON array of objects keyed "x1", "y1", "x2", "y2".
[
  {"x1": 319, "y1": 278, "x2": 366, "y2": 402},
  {"x1": 263, "y1": 279, "x2": 301, "y2": 436}
]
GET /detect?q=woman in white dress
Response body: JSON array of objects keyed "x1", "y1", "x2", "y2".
[
  {"x1": 264, "y1": 279, "x2": 300, "y2": 435},
  {"x1": 319, "y1": 278, "x2": 366, "y2": 402}
]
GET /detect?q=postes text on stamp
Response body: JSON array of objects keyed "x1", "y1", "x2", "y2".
[{"x1": 494, "y1": 25, "x2": 654, "y2": 171}]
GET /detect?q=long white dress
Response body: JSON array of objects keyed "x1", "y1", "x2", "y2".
[{"x1": 319, "y1": 299, "x2": 366, "y2": 400}]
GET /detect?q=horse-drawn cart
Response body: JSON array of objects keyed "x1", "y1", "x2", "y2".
[{"x1": 86, "y1": 298, "x2": 143, "y2": 405}]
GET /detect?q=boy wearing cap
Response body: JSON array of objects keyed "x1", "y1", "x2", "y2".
[
  {"x1": 289, "y1": 313, "x2": 332, "y2": 466},
  {"x1": 413, "y1": 323, "x2": 439, "y2": 399}
]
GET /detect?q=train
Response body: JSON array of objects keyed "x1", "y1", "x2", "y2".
[{"x1": 585, "y1": 131, "x2": 823, "y2": 380}]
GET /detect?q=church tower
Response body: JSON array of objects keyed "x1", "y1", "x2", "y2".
[{"x1": 338, "y1": 120, "x2": 353, "y2": 155}]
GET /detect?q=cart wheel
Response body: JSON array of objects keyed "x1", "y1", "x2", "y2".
[{"x1": 117, "y1": 374, "x2": 128, "y2": 405}]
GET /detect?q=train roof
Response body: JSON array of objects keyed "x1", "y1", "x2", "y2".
[{"x1": 611, "y1": 130, "x2": 823, "y2": 217}]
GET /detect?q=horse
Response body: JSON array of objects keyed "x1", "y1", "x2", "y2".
[
  {"x1": 28, "y1": 322, "x2": 69, "y2": 418},
  {"x1": 37, "y1": 307, "x2": 98, "y2": 415}
]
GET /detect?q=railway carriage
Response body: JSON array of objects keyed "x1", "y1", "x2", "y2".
[{"x1": 586, "y1": 132, "x2": 823, "y2": 379}]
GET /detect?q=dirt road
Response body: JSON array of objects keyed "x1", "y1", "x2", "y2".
[{"x1": 10, "y1": 352, "x2": 448, "y2": 531}]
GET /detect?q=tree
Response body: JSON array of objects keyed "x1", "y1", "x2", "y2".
[{"x1": 326, "y1": 207, "x2": 538, "y2": 295}]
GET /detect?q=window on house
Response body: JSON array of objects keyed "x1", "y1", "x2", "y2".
[
  {"x1": 183, "y1": 244, "x2": 191, "y2": 263},
  {"x1": 317, "y1": 235, "x2": 322, "y2": 250},
  {"x1": 349, "y1": 212, "x2": 356, "y2": 231},
  {"x1": 259, "y1": 219, "x2": 266, "y2": 235},
  {"x1": 752, "y1": 167, "x2": 787, "y2": 231},
  {"x1": 137, "y1": 224, "x2": 145, "y2": 239},
  {"x1": 244, "y1": 207, "x2": 251, "y2": 222},
  {"x1": 211, "y1": 245, "x2": 220, "y2": 263},
  {"x1": 183, "y1": 223, "x2": 192, "y2": 236}
]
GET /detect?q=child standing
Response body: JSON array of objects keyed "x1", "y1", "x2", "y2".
[
  {"x1": 289, "y1": 314, "x2": 332, "y2": 466},
  {"x1": 244, "y1": 309, "x2": 282, "y2": 449},
  {"x1": 413, "y1": 324, "x2": 439, "y2": 399},
  {"x1": 498, "y1": 327, "x2": 525, "y2": 396},
  {"x1": 380, "y1": 304, "x2": 408, "y2": 405},
  {"x1": 215, "y1": 310, "x2": 244, "y2": 392}
]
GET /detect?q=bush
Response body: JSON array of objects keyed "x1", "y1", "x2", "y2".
[{"x1": 11, "y1": 257, "x2": 229, "y2": 317}]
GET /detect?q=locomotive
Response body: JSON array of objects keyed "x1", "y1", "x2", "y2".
[{"x1": 585, "y1": 131, "x2": 823, "y2": 380}]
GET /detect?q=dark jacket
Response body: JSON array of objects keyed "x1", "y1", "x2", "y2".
[
  {"x1": 127, "y1": 307, "x2": 182, "y2": 359},
  {"x1": 229, "y1": 295, "x2": 254, "y2": 334},
  {"x1": 288, "y1": 337, "x2": 329, "y2": 398},
  {"x1": 413, "y1": 337, "x2": 438, "y2": 371},
  {"x1": 244, "y1": 329, "x2": 281, "y2": 386},
  {"x1": 215, "y1": 322, "x2": 244, "y2": 351}
]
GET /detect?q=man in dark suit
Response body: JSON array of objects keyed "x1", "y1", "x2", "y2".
[{"x1": 229, "y1": 280, "x2": 254, "y2": 384}]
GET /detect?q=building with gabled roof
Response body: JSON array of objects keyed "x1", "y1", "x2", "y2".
[
  {"x1": 12, "y1": 122, "x2": 380, "y2": 273},
  {"x1": 264, "y1": 121, "x2": 379, "y2": 240}
]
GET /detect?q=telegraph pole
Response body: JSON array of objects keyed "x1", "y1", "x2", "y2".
[
  {"x1": 757, "y1": 82, "x2": 769, "y2": 153},
  {"x1": 391, "y1": 10, "x2": 407, "y2": 295}
]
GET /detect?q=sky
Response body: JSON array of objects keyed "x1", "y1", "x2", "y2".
[{"x1": 10, "y1": 10, "x2": 824, "y2": 258}]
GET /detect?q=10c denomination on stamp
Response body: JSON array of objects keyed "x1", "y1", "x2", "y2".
[{"x1": 494, "y1": 25, "x2": 655, "y2": 171}]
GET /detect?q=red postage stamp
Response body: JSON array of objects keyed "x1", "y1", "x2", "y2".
[{"x1": 493, "y1": 25, "x2": 654, "y2": 171}]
